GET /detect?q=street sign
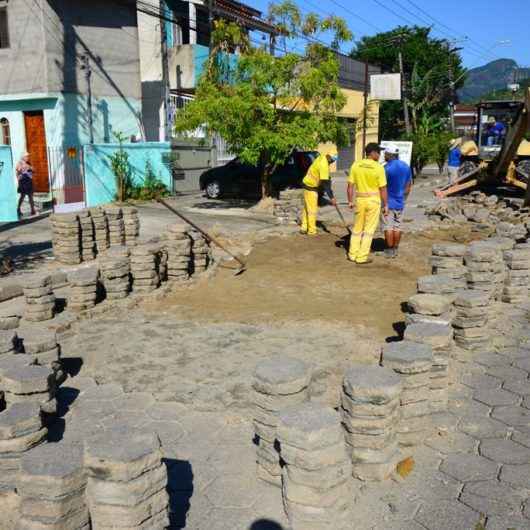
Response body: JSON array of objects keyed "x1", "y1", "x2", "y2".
[
  {"x1": 370, "y1": 74, "x2": 401, "y2": 101},
  {"x1": 379, "y1": 141, "x2": 413, "y2": 167}
]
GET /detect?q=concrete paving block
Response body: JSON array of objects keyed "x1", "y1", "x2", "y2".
[
  {"x1": 284, "y1": 495, "x2": 352, "y2": 527},
  {"x1": 341, "y1": 393, "x2": 400, "y2": 416},
  {"x1": 503, "y1": 378, "x2": 530, "y2": 396},
  {"x1": 280, "y1": 440, "x2": 349, "y2": 471},
  {"x1": 424, "y1": 431, "x2": 477, "y2": 455},
  {"x1": 400, "y1": 371, "x2": 431, "y2": 389},
  {"x1": 19, "y1": 328, "x2": 57, "y2": 355},
  {"x1": 22, "y1": 274, "x2": 52, "y2": 290},
  {"x1": 351, "y1": 458, "x2": 398, "y2": 482},
  {"x1": 460, "y1": 373, "x2": 501, "y2": 391},
  {"x1": 491, "y1": 405, "x2": 530, "y2": 428},
  {"x1": 282, "y1": 475, "x2": 351, "y2": 508},
  {"x1": 84, "y1": 429, "x2": 162, "y2": 482},
  {"x1": 457, "y1": 414, "x2": 510, "y2": 439},
  {"x1": 382, "y1": 341, "x2": 433, "y2": 374},
  {"x1": 439, "y1": 453, "x2": 498, "y2": 482},
  {"x1": 67, "y1": 267, "x2": 99, "y2": 287},
  {"x1": 460, "y1": 479, "x2": 523, "y2": 518},
  {"x1": 0, "y1": 427, "x2": 47, "y2": 454},
  {"x1": 204, "y1": 475, "x2": 259, "y2": 510},
  {"x1": 432, "y1": 243, "x2": 467, "y2": 257},
  {"x1": 480, "y1": 438, "x2": 530, "y2": 464},
  {"x1": 514, "y1": 357, "x2": 530, "y2": 373},
  {"x1": 0, "y1": 329, "x2": 17, "y2": 353},
  {"x1": 452, "y1": 316, "x2": 488, "y2": 328},
  {"x1": 88, "y1": 488, "x2": 168, "y2": 527},
  {"x1": 430, "y1": 256, "x2": 464, "y2": 269},
  {"x1": 342, "y1": 365, "x2": 402, "y2": 405},
  {"x1": 473, "y1": 388, "x2": 520, "y2": 407},
  {"x1": 284, "y1": 459, "x2": 351, "y2": 490},
  {"x1": 407, "y1": 294, "x2": 453, "y2": 316},
  {"x1": 0, "y1": 282, "x2": 23, "y2": 302},
  {"x1": 341, "y1": 408, "x2": 399, "y2": 435},
  {"x1": 400, "y1": 400, "x2": 431, "y2": 418},
  {"x1": 0, "y1": 402, "x2": 41, "y2": 440},
  {"x1": 87, "y1": 464, "x2": 168, "y2": 506},
  {"x1": 485, "y1": 514, "x2": 529, "y2": 530},
  {"x1": 414, "y1": 499, "x2": 482, "y2": 530},
  {"x1": 16, "y1": 507, "x2": 89, "y2": 530},
  {"x1": 499, "y1": 463, "x2": 530, "y2": 489},
  {"x1": 79, "y1": 383, "x2": 123, "y2": 402},
  {"x1": 417, "y1": 274, "x2": 463, "y2": 295},
  {"x1": 252, "y1": 388, "x2": 308, "y2": 412},
  {"x1": 253, "y1": 356, "x2": 312, "y2": 395},
  {"x1": 2, "y1": 365, "x2": 54, "y2": 394},
  {"x1": 486, "y1": 365, "x2": 528, "y2": 381},
  {"x1": 453, "y1": 291, "x2": 491, "y2": 308},
  {"x1": 276, "y1": 403, "x2": 343, "y2": 451},
  {"x1": 351, "y1": 442, "x2": 399, "y2": 465},
  {"x1": 20, "y1": 490, "x2": 86, "y2": 524},
  {"x1": 404, "y1": 322, "x2": 453, "y2": 350}
]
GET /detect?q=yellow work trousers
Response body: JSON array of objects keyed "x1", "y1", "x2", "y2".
[
  {"x1": 301, "y1": 189, "x2": 319, "y2": 235},
  {"x1": 349, "y1": 197, "x2": 381, "y2": 263}
]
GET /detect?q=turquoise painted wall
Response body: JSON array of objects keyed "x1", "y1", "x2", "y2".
[
  {"x1": 0, "y1": 111, "x2": 27, "y2": 171},
  {"x1": 0, "y1": 147, "x2": 18, "y2": 222},
  {"x1": 193, "y1": 44, "x2": 237, "y2": 85},
  {"x1": 84, "y1": 142, "x2": 172, "y2": 207}
]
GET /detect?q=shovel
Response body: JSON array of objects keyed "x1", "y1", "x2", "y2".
[
  {"x1": 333, "y1": 202, "x2": 352, "y2": 235},
  {"x1": 157, "y1": 198, "x2": 247, "y2": 276}
]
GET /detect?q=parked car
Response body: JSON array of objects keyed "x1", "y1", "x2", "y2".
[{"x1": 199, "y1": 151, "x2": 319, "y2": 199}]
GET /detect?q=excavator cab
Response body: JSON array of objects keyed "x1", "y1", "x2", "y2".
[{"x1": 476, "y1": 100, "x2": 523, "y2": 162}]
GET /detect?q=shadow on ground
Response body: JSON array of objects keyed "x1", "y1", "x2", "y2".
[{"x1": 0, "y1": 241, "x2": 53, "y2": 271}]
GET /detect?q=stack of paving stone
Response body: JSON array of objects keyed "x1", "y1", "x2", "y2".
[
  {"x1": 0, "y1": 307, "x2": 21, "y2": 331},
  {"x1": 130, "y1": 243, "x2": 160, "y2": 293},
  {"x1": 50, "y1": 213, "x2": 81, "y2": 265},
  {"x1": 84, "y1": 429, "x2": 169, "y2": 529},
  {"x1": 430, "y1": 243, "x2": 467, "y2": 280},
  {"x1": 22, "y1": 274, "x2": 56, "y2": 322},
  {"x1": 19, "y1": 328, "x2": 60, "y2": 368},
  {"x1": 502, "y1": 246, "x2": 530, "y2": 304},
  {"x1": 416, "y1": 273, "x2": 465, "y2": 298},
  {"x1": 252, "y1": 356, "x2": 311, "y2": 487},
  {"x1": 67, "y1": 267, "x2": 100, "y2": 312},
  {"x1": 17, "y1": 442, "x2": 89, "y2": 530},
  {"x1": 405, "y1": 293, "x2": 454, "y2": 326},
  {"x1": 122, "y1": 206, "x2": 140, "y2": 247},
  {"x1": 100, "y1": 250, "x2": 130, "y2": 300},
  {"x1": 189, "y1": 229, "x2": 211, "y2": 275},
  {"x1": 78, "y1": 210, "x2": 96, "y2": 261},
  {"x1": 0, "y1": 329, "x2": 17, "y2": 356},
  {"x1": 452, "y1": 291, "x2": 491, "y2": 351},
  {"x1": 165, "y1": 224, "x2": 192, "y2": 283},
  {"x1": 464, "y1": 241, "x2": 504, "y2": 299},
  {"x1": 341, "y1": 365, "x2": 401, "y2": 482},
  {"x1": 273, "y1": 189, "x2": 303, "y2": 224},
  {"x1": 277, "y1": 403, "x2": 352, "y2": 530},
  {"x1": 90, "y1": 207, "x2": 109, "y2": 254},
  {"x1": 382, "y1": 341, "x2": 433, "y2": 448},
  {"x1": 404, "y1": 320, "x2": 453, "y2": 413},
  {"x1": 0, "y1": 401, "x2": 47, "y2": 493},
  {"x1": 1, "y1": 363, "x2": 57, "y2": 417},
  {"x1": 105, "y1": 206, "x2": 126, "y2": 247}
]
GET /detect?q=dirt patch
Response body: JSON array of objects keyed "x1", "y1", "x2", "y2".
[{"x1": 146, "y1": 225, "x2": 478, "y2": 340}]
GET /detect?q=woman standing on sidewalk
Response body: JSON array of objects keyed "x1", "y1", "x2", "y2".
[{"x1": 16, "y1": 152, "x2": 36, "y2": 217}]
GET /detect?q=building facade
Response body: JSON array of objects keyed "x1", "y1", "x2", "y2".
[{"x1": 0, "y1": 0, "x2": 142, "y2": 201}]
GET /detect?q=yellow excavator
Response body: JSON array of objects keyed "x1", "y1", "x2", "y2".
[{"x1": 435, "y1": 87, "x2": 530, "y2": 202}]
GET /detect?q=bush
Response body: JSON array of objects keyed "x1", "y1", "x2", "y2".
[{"x1": 129, "y1": 160, "x2": 170, "y2": 201}]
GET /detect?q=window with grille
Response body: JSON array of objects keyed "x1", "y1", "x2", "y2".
[
  {"x1": 1, "y1": 118, "x2": 10, "y2": 145},
  {"x1": 0, "y1": 7, "x2": 9, "y2": 49}
]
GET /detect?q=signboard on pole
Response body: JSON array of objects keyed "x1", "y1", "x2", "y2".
[
  {"x1": 370, "y1": 74, "x2": 401, "y2": 101},
  {"x1": 379, "y1": 141, "x2": 413, "y2": 167}
]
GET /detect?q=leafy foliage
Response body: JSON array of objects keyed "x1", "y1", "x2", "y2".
[
  {"x1": 108, "y1": 132, "x2": 133, "y2": 202},
  {"x1": 352, "y1": 26, "x2": 465, "y2": 138},
  {"x1": 175, "y1": 1, "x2": 352, "y2": 197},
  {"x1": 130, "y1": 160, "x2": 170, "y2": 201}
]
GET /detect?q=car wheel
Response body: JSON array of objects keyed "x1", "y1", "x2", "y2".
[{"x1": 205, "y1": 180, "x2": 222, "y2": 199}]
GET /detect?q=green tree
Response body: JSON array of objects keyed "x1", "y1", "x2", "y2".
[
  {"x1": 352, "y1": 26, "x2": 465, "y2": 138},
  {"x1": 108, "y1": 132, "x2": 133, "y2": 202},
  {"x1": 174, "y1": 1, "x2": 352, "y2": 198}
]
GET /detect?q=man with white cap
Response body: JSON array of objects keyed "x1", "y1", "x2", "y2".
[
  {"x1": 447, "y1": 138, "x2": 462, "y2": 185},
  {"x1": 382, "y1": 144, "x2": 412, "y2": 258}
]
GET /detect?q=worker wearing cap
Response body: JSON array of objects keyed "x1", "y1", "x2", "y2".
[
  {"x1": 447, "y1": 138, "x2": 462, "y2": 185},
  {"x1": 382, "y1": 144, "x2": 412, "y2": 259},
  {"x1": 347, "y1": 143, "x2": 388, "y2": 264},
  {"x1": 300, "y1": 152, "x2": 337, "y2": 235}
]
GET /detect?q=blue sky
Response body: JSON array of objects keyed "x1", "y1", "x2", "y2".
[{"x1": 250, "y1": 0, "x2": 529, "y2": 69}]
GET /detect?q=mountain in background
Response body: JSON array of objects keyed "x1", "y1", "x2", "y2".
[{"x1": 458, "y1": 59, "x2": 530, "y2": 102}]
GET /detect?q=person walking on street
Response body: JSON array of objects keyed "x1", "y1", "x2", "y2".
[
  {"x1": 16, "y1": 152, "x2": 36, "y2": 217},
  {"x1": 447, "y1": 138, "x2": 462, "y2": 185},
  {"x1": 347, "y1": 143, "x2": 388, "y2": 264},
  {"x1": 382, "y1": 144, "x2": 412, "y2": 259},
  {"x1": 300, "y1": 152, "x2": 337, "y2": 235}
]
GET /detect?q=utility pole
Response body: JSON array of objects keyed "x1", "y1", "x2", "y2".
[
  {"x1": 80, "y1": 54, "x2": 94, "y2": 144},
  {"x1": 447, "y1": 43, "x2": 455, "y2": 134},
  {"x1": 396, "y1": 41, "x2": 411, "y2": 135},
  {"x1": 160, "y1": 0, "x2": 171, "y2": 141},
  {"x1": 208, "y1": 0, "x2": 214, "y2": 43},
  {"x1": 362, "y1": 62, "x2": 369, "y2": 153}
]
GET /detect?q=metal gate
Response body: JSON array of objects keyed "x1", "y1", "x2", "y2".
[{"x1": 48, "y1": 146, "x2": 85, "y2": 206}]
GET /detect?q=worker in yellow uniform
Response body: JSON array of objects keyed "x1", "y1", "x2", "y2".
[
  {"x1": 347, "y1": 143, "x2": 388, "y2": 264},
  {"x1": 300, "y1": 152, "x2": 338, "y2": 235}
]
